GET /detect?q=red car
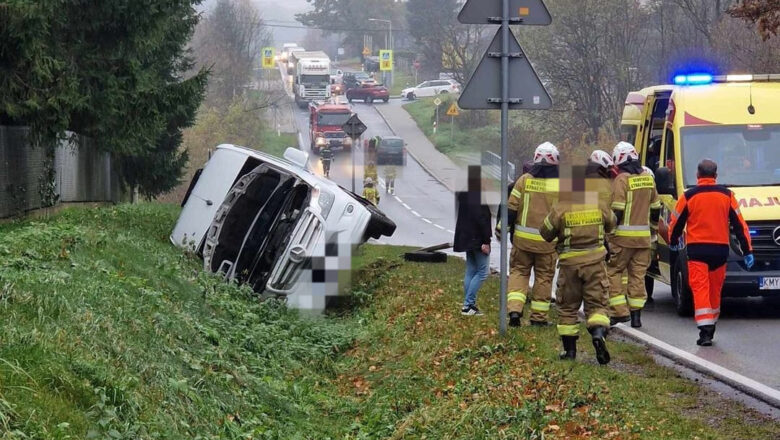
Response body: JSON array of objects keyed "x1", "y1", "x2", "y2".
[{"x1": 346, "y1": 84, "x2": 390, "y2": 103}]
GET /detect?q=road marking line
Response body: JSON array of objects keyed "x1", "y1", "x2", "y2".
[
  {"x1": 411, "y1": 210, "x2": 421, "y2": 217},
  {"x1": 615, "y1": 324, "x2": 780, "y2": 408},
  {"x1": 422, "y1": 218, "x2": 432, "y2": 224},
  {"x1": 434, "y1": 224, "x2": 446, "y2": 230},
  {"x1": 297, "y1": 132, "x2": 304, "y2": 150},
  {"x1": 447, "y1": 229, "x2": 455, "y2": 234},
  {"x1": 402, "y1": 203, "x2": 411, "y2": 210},
  {"x1": 394, "y1": 196, "x2": 403, "y2": 203}
]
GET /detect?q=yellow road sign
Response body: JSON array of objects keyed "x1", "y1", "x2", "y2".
[
  {"x1": 379, "y1": 50, "x2": 393, "y2": 71},
  {"x1": 446, "y1": 103, "x2": 460, "y2": 117},
  {"x1": 362, "y1": 47, "x2": 371, "y2": 56},
  {"x1": 261, "y1": 47, "x2": 275, "y2": 69}
]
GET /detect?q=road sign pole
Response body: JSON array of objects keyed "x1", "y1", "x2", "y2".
[
  {"x1": 352, "y1": 136, "x2": 357, "y2": 193},
  {"x1": 498, "y1": 0, "x2": 509, "y2": 336},
  {"x1": 450, "y1": 116, "x2": 454, "y2": 147}
]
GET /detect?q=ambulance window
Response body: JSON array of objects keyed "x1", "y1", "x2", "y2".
[
  {"x1": 620, "y1": 124, "x2": 637, "y2": 146},
  {"x1": 664, "y1": 128, "x2": 677, "y2": 193}
]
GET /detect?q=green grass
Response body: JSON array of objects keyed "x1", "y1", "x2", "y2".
[
  {"x1": 258, "y1": 131, "x2": 298, "y2": 158},
  {"x1": 403, "y1": 97, "x2": 500, "y2": 166},
  {"x1": 0, "y1": 204, "x2": 778, "y2": 439}
]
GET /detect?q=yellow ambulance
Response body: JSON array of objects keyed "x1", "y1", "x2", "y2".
[{"x1": 622, "y1": 74, "x2": 780, "y2": 316}]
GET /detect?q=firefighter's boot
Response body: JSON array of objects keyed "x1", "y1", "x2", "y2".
[
  {"x1": 610, "y1": 315, "x2": 630, "y2": 327},
  {"x1": 589, "y1": 327, "x2": 611, "y2": 365},
  {"x1": 559, "y1": 336, "x2": 578, "y2": 360},
  {"x1": 630, "y1": 310, "x2": 642, "y2": 328},
  {"x1": 509, "y1": 312, "x2": 522, "y2": 327},
  {"x1": 696, "y1": 324, "x2": 715, "y2": 346}
]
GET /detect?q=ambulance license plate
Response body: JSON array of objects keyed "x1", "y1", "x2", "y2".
[{"x1": 759, "y1": 277, "x2": 780, "y2": 290}]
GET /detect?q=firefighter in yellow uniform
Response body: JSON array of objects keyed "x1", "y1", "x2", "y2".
[
  {"x1": 505, "y1": 142, "x2": 560, "y2": 327},
  {"x1": 362, "y1": 177, "x2": 379, "y2": 206},
  {"x1": 540, "y1": 175, "x2": 617, "y2": 364},
  {"x1": 607, "y1": 142, "x2": 661, "y2": 328}
]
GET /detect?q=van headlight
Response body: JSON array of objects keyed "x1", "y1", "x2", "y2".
[
  {"x1": 310, "y1": 186, "x2": 335, "y2": 219},
  {"x1": 316, "y1": 137, "x2": 327, "y2": 146}
]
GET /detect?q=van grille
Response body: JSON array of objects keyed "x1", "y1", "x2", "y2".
[
  {"x1": 744, "y1": 221, "x2": 780, "y2": 259},
  {"x1": 267, "y1": 208, "x2": 323, "y2": 292}
]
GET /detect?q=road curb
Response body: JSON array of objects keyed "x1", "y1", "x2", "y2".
[
  {"x1": 613, "y1": 324, "x2": 780, "y2": 409},
  {"x1": 372, "y1": 105, "x2": 457, "y2": 193}
]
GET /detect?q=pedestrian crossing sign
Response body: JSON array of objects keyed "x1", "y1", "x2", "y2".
[
  {"x1": 446, "y1": 103, "x2": 460, "y2": 117},
  {"x1": 261, "y1": 47, "x2": 275, "y2": 69},
  {"x1": 379, "y1": 50, "x2": 393, "y2": 71}
]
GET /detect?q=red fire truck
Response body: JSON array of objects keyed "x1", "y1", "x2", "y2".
[{"x1": 308, "y1": 102, "x2": 353, "y2": 155}]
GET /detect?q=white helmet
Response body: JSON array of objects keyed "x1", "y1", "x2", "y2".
[
  {"x1": 533, "y1": 142, "x2": 560, "y2": 165},
  {"x1": 612, "y1": 141, "x2": 639, "y2": 166},
  {"x1": 364, "y1": 177, "x2": 374, "y2": 185},
  {"x1": 589, "y1": 150, "x2": 614, "y2": 169},
  {"x1": 642, "y1": 166, "x2": 654, "y2": 177}
]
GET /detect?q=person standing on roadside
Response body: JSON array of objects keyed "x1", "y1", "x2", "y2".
[
  {"x1": 505, "y1": 142, "x2": 560, "y2": 327},
  {"x1": 667, "y1": 159, "x2": 753, "y2": 346},
  {"x1": 455, "y1": 166, "x2": 493, "y2": 316},
  {"x1": 606, "y1": 142, "x2": 661, "y2": 328},
  {"x1": 540, "y1": 168, "x2": 616, "y2": 364}
]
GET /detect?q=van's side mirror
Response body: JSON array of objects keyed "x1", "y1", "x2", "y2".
[{"x1": 655, "y1": 167, "x2": 675, "y2": 196}]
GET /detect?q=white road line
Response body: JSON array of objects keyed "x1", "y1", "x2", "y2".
[
  {"x1": 422, "y1": 218, "x2": 433, "y2": 224},
  {"x1": 615, "y1": 324, "x2": 780, "y2": 408},
  {"x1": 447, "y1": 229, "x2": 455, "y2": 234},
  {"x1": 434, "y1": 224, "x2": 446, "y2": 230},
  {"x1": 394, "y1": 195, "x2": 403, "y2": 203},
  {"x1": 411, "y1": 210, "x2": 421, "y2": 217},
  {"x1": 297, "y1": 132, "x2": 304, "y2": 149},
  {"x1": 402, "y1": 202, "x2": 411, "y2": 210}
]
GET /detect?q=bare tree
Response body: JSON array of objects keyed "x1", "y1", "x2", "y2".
[
  {"x1": 729, "y1": 0, "x2": 780, "y2": 40},
  {"x1": 192, "y1": 0, "x2": 270, "y2": 105}
]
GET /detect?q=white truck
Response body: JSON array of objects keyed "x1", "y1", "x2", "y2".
[{"x1": 290, "y1": 51, "x2": 332, "y2": 108}]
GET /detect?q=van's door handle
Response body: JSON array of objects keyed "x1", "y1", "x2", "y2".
[{"x1": 205, "y1": 200, "x2": 213, "y2": 206}]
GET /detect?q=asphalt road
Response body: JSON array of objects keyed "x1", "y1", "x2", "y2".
[{"x1": 283, "y1": 66, "x2": 780, "y2": 395}]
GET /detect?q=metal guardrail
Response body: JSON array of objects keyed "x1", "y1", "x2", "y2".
[{"x1": 481, "y1": 151, "x2": 516, "y2": 182}]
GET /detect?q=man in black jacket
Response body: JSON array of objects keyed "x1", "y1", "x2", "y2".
[{"x1": 454, "y1": 165, "x2": 493, "y2": 316}]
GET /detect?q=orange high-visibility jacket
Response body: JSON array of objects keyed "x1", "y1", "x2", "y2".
[{"x1": 668, "y1": 177, "x2": 752, "y2": 255}]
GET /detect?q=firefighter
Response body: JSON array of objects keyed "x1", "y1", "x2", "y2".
[
  {"x1": 365, "y1": 160, "x2": 378, "y2": 183},
  {"x1": 606, "y1": 142, "x2": 661, "y2": 328},
  {"x1": 540, "y1": 171, "x2": 616, "y2": 364},
  {"x1": 384, "y1": 164, "x2": 397, "y2": 195},
  {"x1": 362, "y1": 177, "x2": 379, "y2": 206},
  {"x1": 505, "y1": 142, "x2": 560, "y2": 327},
  {"x1": 667, "y1": 159, "x2": 753, "y2": 346}
]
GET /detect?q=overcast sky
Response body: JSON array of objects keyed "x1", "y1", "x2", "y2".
[{"x1": 201, "y1": 0, "x2": 311, "y2": 44}]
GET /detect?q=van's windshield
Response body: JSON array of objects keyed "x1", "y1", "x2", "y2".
[{"x1": 681, "y1": 124, "x2": 780, "y2": 187}]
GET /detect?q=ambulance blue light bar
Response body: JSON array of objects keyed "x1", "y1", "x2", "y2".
[{"x1": 674, "y1": 73, "x2": 713, "y2": 85}]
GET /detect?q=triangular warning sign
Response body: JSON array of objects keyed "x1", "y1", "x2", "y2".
[
  {"x1": 458, "y1": 0, "x2": 552, "y2": 25},
  {"x1": 446, "y1": 103, "x2": 460, "y2": 116},
  {"x1": 458, "y1": 27, "x2": 552, "y2": 110}
]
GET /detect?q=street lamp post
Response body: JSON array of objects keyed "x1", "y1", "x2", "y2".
[{"x1": 368, "y1": 18, "x2": 393, "y2": 87}]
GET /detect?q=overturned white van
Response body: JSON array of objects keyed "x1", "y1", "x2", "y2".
[{"x1": 171, "y1": 144, "x2": 396, "y2": 311}]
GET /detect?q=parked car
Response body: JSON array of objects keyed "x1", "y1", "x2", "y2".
[
  {"x1": 343, "y1": 71, "x2": 373, "y2": 90},
  {"x1": 401, "y1": 79, "x2": 461, "y2": 99},
  {"x1": 363, "y1": 56, "x2": 380, "y2": 73},
  {"x1": 171, "y1": 144, "x2": 396, "y2": 311},
  {"x1": 346, "y1": 83, "x2": 390, "y2": 103},
  {"x1": 376, "y1": 136, "x2": 407, "y2": 165}
]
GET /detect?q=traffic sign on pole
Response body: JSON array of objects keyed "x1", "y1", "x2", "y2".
[
  {"x1": 457, "y1": 28, "x2": 552, "y2": 110},
  {"x1": 362, "y1": 47, "x2": 371, "y2": 56},
  {"x1": 457, "y1": 0, "x2": 551, "y2": 337},
  {"x1": 261, "y1": 47, "x2": 276, "y2": 69},
  {"x1": 458, "y1": 0, "x2": 551, "y2": 25},
  {"x1": 342, "y1": 114, "x2": 367, "y2": 138},
  {"x1": 446, "y1": 103, "x2": 460, "y2": 117},
  {"x1": 379, "y1": 50, "x2": 393, "y2": 71}
]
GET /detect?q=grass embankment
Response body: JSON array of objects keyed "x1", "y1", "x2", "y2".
[
  {"x1": 1, "y1": 204, "x2": 778, "y2": 438},
  {"x1": 403, "y1": 97, "x2": 500, "y2": 166},
  {"x1": 389, "y1": 71, "x2": 415, "y2": 97}
]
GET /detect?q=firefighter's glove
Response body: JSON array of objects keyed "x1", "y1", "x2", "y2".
[{"x1": 744, "y1": 254, "x2": 755, "y2": 270}]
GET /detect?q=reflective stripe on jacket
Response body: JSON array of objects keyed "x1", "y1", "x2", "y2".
[
  {"x1": 507, "y1": 173, "x2": 558, "y2": 253},
  {"x1": 668, "y1": 177, "x2": 752, "y2": 254},
  {"x1": 540, "y1": 203, "x2": 617, "y2": 266},
  {"x1": 610, "y1": 171, "x2": 660, "y2": 248}
]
